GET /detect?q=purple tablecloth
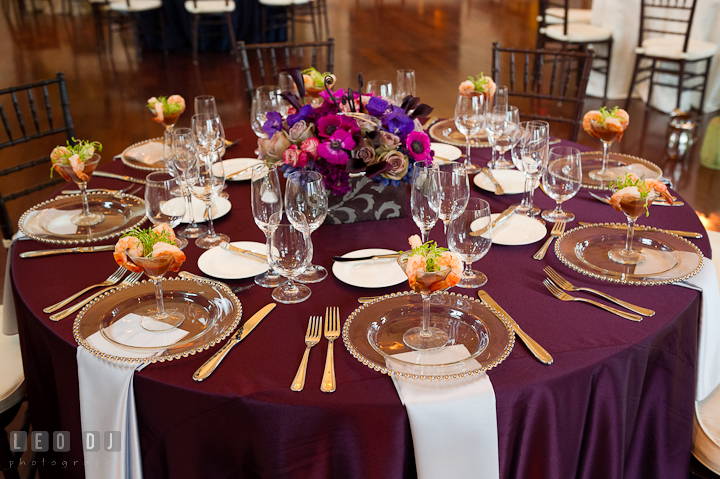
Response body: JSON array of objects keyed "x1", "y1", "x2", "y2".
[{"x1": 11, "y1": 125, "x2": 711, "y2": 478}]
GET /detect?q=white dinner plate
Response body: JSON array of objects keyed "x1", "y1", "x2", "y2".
[
  {"x1": 473, "y1": 169, "x2": 526, "y2": 195},
  {"x1": 221, "y1": 158, "x2": 263, "y2": 181},
  {"x1": 332, "y1": 248, "x2": 407, "y2": 288},
  {"x1": 197, "y1": 241, "x2": 269, "y2": 279},
  {"x1": 486, "y1": 213, "x2": 546, "y2": 245},
  {"x1": 179, "y1": 196, "x2": 231, "y2": 223},
  {"x1": 431, "y1": 143, "x2": 462, "y2": 164}
]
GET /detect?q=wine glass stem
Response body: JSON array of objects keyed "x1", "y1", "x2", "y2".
[
  {"x1": 463, "y1": 261, "x2": 473, "y2": 278},
  {"x1": 625, "y1": 217, "x2": 637, "y2": 254},
  {"x1": 522, "y1": 174, "x2": 534, "y2": 209},
  {"x1": 420, "y1": 228, "x2": 429, "y2": 245},
  {"x1": 601, "y1": 140, "x2": 611, "y2": 173},
  {"x1": 205, "y1": 199, "x2": 216, "y2": 237},
  {"x1": 184, "y1": 191, "x2": 198, "y2": 227},
  {"x1": 421, "y1": 293, "x2": 432, "y2": 338},
  {"x1": 465, "y1": 136, "x2": 472, "y2": 169},
  {"x1": 78, "y1": 182, "x2": 91, "y2": 218},
  {"x1": 153, "y1": 278, "x2": 166, "y2": 315}
]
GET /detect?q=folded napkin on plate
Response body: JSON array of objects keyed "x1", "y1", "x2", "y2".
[
  {"x1": 77, "y1": 314, "x2": 188, "y2": 479},
  {"x1": 125, "y1": 142, "x2": 164, "y2": 165},
  {"x1": 3, "y1": 232, "x2": 27, "y2": 335},
  {"x1": 390, "y1": 345, "x2": 499, "y2": 479},
  {"x1": 22, "y1": 208, "x2": 80, "y2": 236},
  {"x1": 676, "y1": 260, "x2": 720, "y2": 401}
]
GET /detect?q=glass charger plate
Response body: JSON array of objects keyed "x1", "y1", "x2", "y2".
[
  {"x1": 580, "y1": 151, "x2": 662, "y2": 190},
  {"x1": 343, "y1": 291, "x2": 514, "y2": 380},
  {"x1": 18, "y1": 192, "x2": 147, "y2": 245},
  {"x1": 428, "y1": 119, "x2": 490, "y2": 148},
  {"x1": 555, "y1": 223, "x2": 704, "y2": 285},
  {"x1": 121, "y1": 138, "x2": 167, "y2": 171},
  {"x1": 74, "y1": 277, "x2": 242, "y2": 363}
]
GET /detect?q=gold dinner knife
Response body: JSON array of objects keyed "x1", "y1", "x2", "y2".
[
  {"x1": 478, "y1": 290, "x2": 553, "y2": 365},
  {"x1": 193, "y1": 303, "x2": 276, "y2": 382},
  {"x1": 481, "y1": 167, "x2": 504, "y2": 195},
  {"x1": 220, "y1": 241, "x2": 267, "y2": 262},
  {"x1": 577, "y1": 222, "x2": 703, "y2": 239},
  {"x1": 93, "y1": 171, "x2": 147, "y2": 185},
  {"x1": 469, "y1": 205, "x2": 516, "y2": 236},
  {"x1": 20, "y1": 245, "x2": 115, "y2": 258}
]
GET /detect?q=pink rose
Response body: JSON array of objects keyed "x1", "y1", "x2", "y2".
[
  {"x1": 379, "y1": 150, "x2": 408, "y2": 181},
  {"x1": 300, "y1": 137, "x2": 319, "y2": 158},
  {"x1": 283, "y1": 144, "x2": 308, "y2": 167},
  {"x1": 288, "y1": 120, "x2": 314, "y2": 142}
]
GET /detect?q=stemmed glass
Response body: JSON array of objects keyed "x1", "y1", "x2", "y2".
[
  {"x1": 58, "y1": 153, "x2": 104, "y2": 226},
  {"x1": 588, "y1": 119, "x2": 619, "y2": 181},
  {"x1": 366, "y1": 80, "x2": 393, "y2": 100},
  {"x1": 251, "y1": 164, "x2": 287, "y2": 288},
  {"x1": 486, "y1": 105, "x2": 520, "y2": 170},
  {"x1": 454, "y1": 91, "x2": 485, "y2": 174},
  {"x1": 447, "y1": 197, "x2": 493, "y2": 288},
  {"x1": 267, "y1": 211, "x2": 313, "y2": 304},
  {"x1": 278, "y1": 73, "x2": 298, "y2": 117},
  {"x1": 251, "y1": 87, "x2": 282, "y2": 150},
  {"x1": 608, "y1": 192, "x2": 656, "y2": 265},
  {"x1": 189, "y1": 158, "x2": 229, "y2": 249},
  {"x1": 194, "y1": 95, "x2": 216, "y2": 115},
  {"x1": 284, "y1": 170, "x2": 328, "y2": 283},
  {"x1": 511, "y1": 120, "x2": 550, "y2": 219},
  {"x1": 410, "y1": 165, "x2": 438, "y2": 244},
  {"x1": 428, "y1": 162, "x2": 470, "y2": 234},
  {"x1": 169, "y1": 128, "x2": 206, "y2": 239},
  {"x1": 144, "y1": 172, "x2": 188, "y2": 249},
  {"x1": 541, "y1": 146, "x2": 582, "y2": 222},
  {"x1": 192, "y1": 113, "x2": 225, "y2": 163},
  {"x1": 395, "y1": 69, "x2": 416, "y2": 103}
]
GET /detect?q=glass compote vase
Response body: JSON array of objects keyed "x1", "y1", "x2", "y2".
[
  {"x1": 125, "y1": 251, "x2": 185, "y2": 331},
  {"x1": 58, "y1": 153, "x2": 104, "y2": 226},
  {"x1": 397, "y1": 252, "x2": 452, "y2": 351},
  {"x1": 607, "y1": 193, "x2": 656, "y2": 265},
  {"x1": 588, "y1": 119, "x2": 619, "y2": 181}
]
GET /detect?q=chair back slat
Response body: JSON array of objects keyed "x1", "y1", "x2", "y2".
[
  {"x1": 523, "y1": 53, "x2": 530, "y2": 93},
  {"x1": 508, "y1": 52, "x2": 515, "y2": 92},
  {"x1": 0, "y1": 105, "x2": 12, "y2": 143},
  {"x1": 27, "y1": 89, "x2": 40, "y2": 134},
  {"x1": 638, "y1": 0, "x2": 698, "y2": 52},
  {"x1": 42, "y1": 85, "x2": 54, "y2": 131},
  {"x1": 11, "y1": 93, "x2": 26, "y2": 138}
]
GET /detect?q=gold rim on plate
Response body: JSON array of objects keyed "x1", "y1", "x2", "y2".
[
  {"x1": 121, "y1": 137, "x2": 168, "y2": 171},
  {"x1": 429, "y1": 119, "x2": 491, "y2": 148},
  {"x1": 580, "y1": 151, "x2": 663, "y2": 191}
]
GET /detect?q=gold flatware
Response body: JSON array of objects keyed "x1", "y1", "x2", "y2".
[
  {"x1": 577, "y1": 222, "x2": 703, "y2": 239},
  {"x1": 226, "y1": 164, "x2": 256, "y2": 179},
  {"x1": 477, "y1": 290, "x2": 553, "y2": 365},
  {"x1": 422, "y1": 116, "x2": 438, "y2": 129},
  {"x1": 543, "y1": 266, "x2": 655, "y2": 316},
  {"x1": 93, "y1": 171, "x2": 147, "y2": 185},
  {"x1": 21, "y1": 244, "x2": 115, "y2": 259},
  {"x1": 43, "y1": 266, "x2": 126, "y2": 313},
  {"x1": 332, "y1": 253, "x2": 400, "y2": 262},
  {"x1": 193, "y1": 303, "x2": 276, "y2": 382},
  {"x1": 291, "y1": 316, "x2": 322, "y2": 392},
  {"x1": 543, "y1": 278, "x2": 643, "y2": 322},
  {"x1": 358, "y1": 295, "x2": 382, "y2": 303},
  {"x1": 219, "y1": 241, "x2": 266, "y2": 262},
  {"x1": 320, "y1": 307, "x2": 340, "y2": 393},
  {"x1": 49, "y1": 271, "x2": 143, "y2": 321},
  {"x1": 481, "y1": 167, "x2": 504, "y2": 195},
  {"x1": 587, "y1": 190, "x2": 683, "y2": 207},
  {"x1": 549, "y1": 138, "x2": 562, "y2": 145},
  {"x1": 469, "y1": 205, "x2": 516, "y2": 237},
  {"x1": 533, "y1": 221, "x2": 566, "y2": 260}
]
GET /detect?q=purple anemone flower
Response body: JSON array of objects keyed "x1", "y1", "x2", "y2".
[
  {"x1": 317, "y1": 129, "x2": 356, "y2": 165},
  {"x1": 262, "y1": 111, "x2": 283, "y2": 137},
  {"x1": 406, "y1": 131, "x2": 432, "y2": 164},
  {"x1": 317, "y1": 114, "x2": 342, "y2": 137}
]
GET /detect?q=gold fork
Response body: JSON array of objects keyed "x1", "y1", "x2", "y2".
[
  {"x1": 43, "y1": 266, "x2": 127, "y2": 313},
  {"x1": 50, "y1": 271, "x2": 143, "y2": 321},
  {"x1": 544, "y1": 266, "x2": 655, "y2": 317},
  {"x1": 542, "y1": 278, "x2": 643, "y2": 322},
  {"x1": 291, "y1": 316, "x2": 322, "y2": 392},
  {"x1": 321, "y1": 307, "x2": 340, "y2": 393},
  {"x1": 533, "y1": 221, "x2": 566, "y2": 260}
]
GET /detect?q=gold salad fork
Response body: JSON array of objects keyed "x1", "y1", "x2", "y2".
[
  {"x1": 321, "y1": 307, "x2": 340, "y2": 393},
  {"x1": 291, "y1": 316, "x2": 322, "y2": 392},
  {"x1": 543, "y1": 278, "x2": 643, "y2": 322},
  {"x1": 43, "y1": 266, "x2": 127, "y2": 313},
  {"x1": 533, "y1": 221, "x2": 566, "y2": 260},
  {"x1": 544, "y1": 266, "x2": 655, "y2": 317},
  {"x1": 50, "y1": 271, "x2": 143, "y2": 321}
]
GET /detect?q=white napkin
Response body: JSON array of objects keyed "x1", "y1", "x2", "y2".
[
  {"x1": 3, "y1": 232, "x2": 27, "y2": 336},
  {"x1": 22, "y1": 208, "x2": 80, "y2": 236},
  {"x1": 390, "y1": 345, "x2": 499, "y2": 479},
  {"x1": 676, "y1": 260, "x2": 720, "y2": 401},
  {"x1": 77, "y1": 314, "x2": 187, "y2": 479},
  {"x1": 125, "y1": 142, "x2": 164, "y2": 165}
]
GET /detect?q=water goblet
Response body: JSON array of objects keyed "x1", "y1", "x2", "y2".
[
  {"x1": 486, "y1": 105, "x2": 520, "y2": 170},
  {"x1": 447, "y1": 197, "x2": 492, "y2": 288},
  {"x1": 191, "y1": 113, "x2": 225, "y2": 162},
  {"x1": 454, "y1": 91, "x2": 485, "y2": 174},
  {"x1": 194, "y1": 95, "x2": 216, "y2": 115},
  {"x1": 284, "y1": 170, "x2": 328, "y2": 283},
  {"x1": 429, "y1": 162, "x2": 470, "y2": 234},
  {"x1": 189, "y1": 158, "x2": 229, "y2": 249},
  {"x1": 511, "y1": 120, "x2": 550, "y2": 219},
  {"x1": 144, "y1": 171, "x2": 188, "y2": 249},
  {"x1": 170, "y1": 128, "x2": 207, "y2": 239},
  {"x1": 251, "y1": 164, "x2": 287, "y2": 288},
  {"x1": 541, "y1": 146, "x2": 582, "y2": 223},
  {"x1": 267, "y1": 211, "x2": 313, "y2": 304},
  {"x1": 410, "y1": 165, "x2": 438, "y2": 244},
  {"x1": 57, "y1": 153, "x2": 104, "y2": 226},
  {"x1": 278, "y1": 73, "x2": 299, "y2": 117},
  {"x1": 366, "y1": 80, "x2": 393, "y2": 100},
  {"x1": 395, "y1": 69, "x2": 416, "y2": 103}
]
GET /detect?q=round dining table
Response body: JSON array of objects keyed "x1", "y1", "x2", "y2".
[{"x1": 9, "y1": 124, "x2": 711, "y2": 479}]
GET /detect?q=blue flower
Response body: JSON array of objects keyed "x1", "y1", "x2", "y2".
[
  {"x1": 383, "y1": 107, "x2": 414, "y2": 139},
  {"x1": 262, "y1": 111, "x2": 283, "y2": 137},
  {"x1": 287, "y1": 104, "x2": 314, "y2": 128},
  {"x1": 366, "y1": 96, "x2": 390, "y2": 116}
]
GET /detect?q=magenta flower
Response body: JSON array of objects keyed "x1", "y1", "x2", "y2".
[
  {"x1": 406, "y1": 131, "x2": 432, "y2": 163},
  {"x1": 318, "y1": 129, "x2": 356, "y2": 165},
  {"x1": 317, "y1": 114, "x2": 342, "y2": 137}
]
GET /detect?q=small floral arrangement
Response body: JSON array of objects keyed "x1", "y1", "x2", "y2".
[
  {"x1": 147, "y1": 95, "x2": 186, "y2": 124},
  {"x1": 259, "y1": 71, "x2": 435, "y2": 195},
  {"x1": 583, "y1": 106, "x2": 629, "y2": 141},
  {"x1": 50, "y1": 139, "x2": 102, "y2": 182},
  {"x1": 459, "y1": 73, "x2": 497, "y2": 99},
  {"x1": 114, "y1": 224, "x2": 185, "y2": 273},
  {"x1": 302, "y1": 67, "x2": 335, "y2": 91}
]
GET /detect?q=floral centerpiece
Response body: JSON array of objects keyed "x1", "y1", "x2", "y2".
[{"x1": 258, "y1": 71, "x2": 435, "y2": 197}]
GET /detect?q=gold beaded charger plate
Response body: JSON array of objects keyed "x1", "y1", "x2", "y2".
[
  {"x1": 73, "y1": 277, "x2": 242, "y2": 364},
  {"x1": 343, "y1": 291, "x2": 514, "y2": 380},
  {"x1": 580, "y1": 151, "x2": 662, "y2": 190},
  {"x1": 18, "y1": 192, "x2": 146, "y2": 245},
  {"x1": 121, "y1": 138, "x2": 167, "y2": 171},
  {"x1": 554, "y1": 223, "x2": 703, "y2": 286},
  {"x1": 429, "y1": 119, "x2": 491, "y2": 148}
]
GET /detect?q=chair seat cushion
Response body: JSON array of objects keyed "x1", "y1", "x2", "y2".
[
  {"x1": 109, "y1": 0, "x2": 162, "y2": 12},
  {"x1": 637, "y1": 36, "x2": 718, "y2": 61},
  {"x1": 184, "y1": 0, "x2": 235, "y2": 13},
  {"x1": 0, "y1": 334, "x2": 25, "y2": 415},
  {"x1": 543, "y1": 7, "x2": 592, "y2": 25},
  {"x1": 542, "y1": 23, "x2": 613, "y2": 43}
]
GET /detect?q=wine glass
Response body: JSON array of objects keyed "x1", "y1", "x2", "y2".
[
  {"x1": 395, "y1": 69, "x2": 416, "y2": 103},
  {"x1": 366, "y1": 80, "x2": 393, "y2": 100},
  {"x1": 607, "y1": 190, "x2": 657, "y2": 265},
  {"x1": 189, "y1": 158, "x2": 229, "y2": 249},
  {"x1": 251, "y1": 164, "x2": 287, "y2": 288},
  {"x1": 191, "y1": 113, "x2": 225, "y2": 162},
  {"x1": 511, "y1": 120, "x2": 550, "y2": 220},
  {"x1": 492, "y1": 85, "x2": 508, "y2": 111},
  {"x1": 58, "y1": 153, "x2": 104, "y2": 226},
  {"x1": 144, "y1": 171, "x2": 188, "y2": 249},
  {"x1": 194, "y1": 95, "x2": 216, "y2": 115},
  {"x1": 454, "y1": 91, "x2": 485, "y2": 174},
  {"x1": 278, "y1": 73, "x2": 298, "y2": 117},
  {"x1": 284, "y1": 170, "x2": 328, "y2": 283},
  {"x1": 410, "y1": 165, "x2": 438, "y2": 244},
  {"x1": 588, "y1": 119, "x2": 619, "y2": 181},
  {"x1": 428, "y1": 162, "x2": 470, "y2": 234},
  {"x1": 541, "y1": 146, "x2": 582, "y2": 223},
  {"x1": 169, "y1": 128, "x2": 207, "y2": 239},
  {"x1": 486, "y1": 105, "x2": 520, "y2": 170},
  {"x1": 267, "y1": 211, "x2": 313, "y2": 304},
  {"x1": 447, "y1": 197, "x2": 492, "y2": 288}
]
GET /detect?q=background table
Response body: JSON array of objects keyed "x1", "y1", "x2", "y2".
[{"x1": 10, "y1": 125, "x2": 711, "y2": 478}]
